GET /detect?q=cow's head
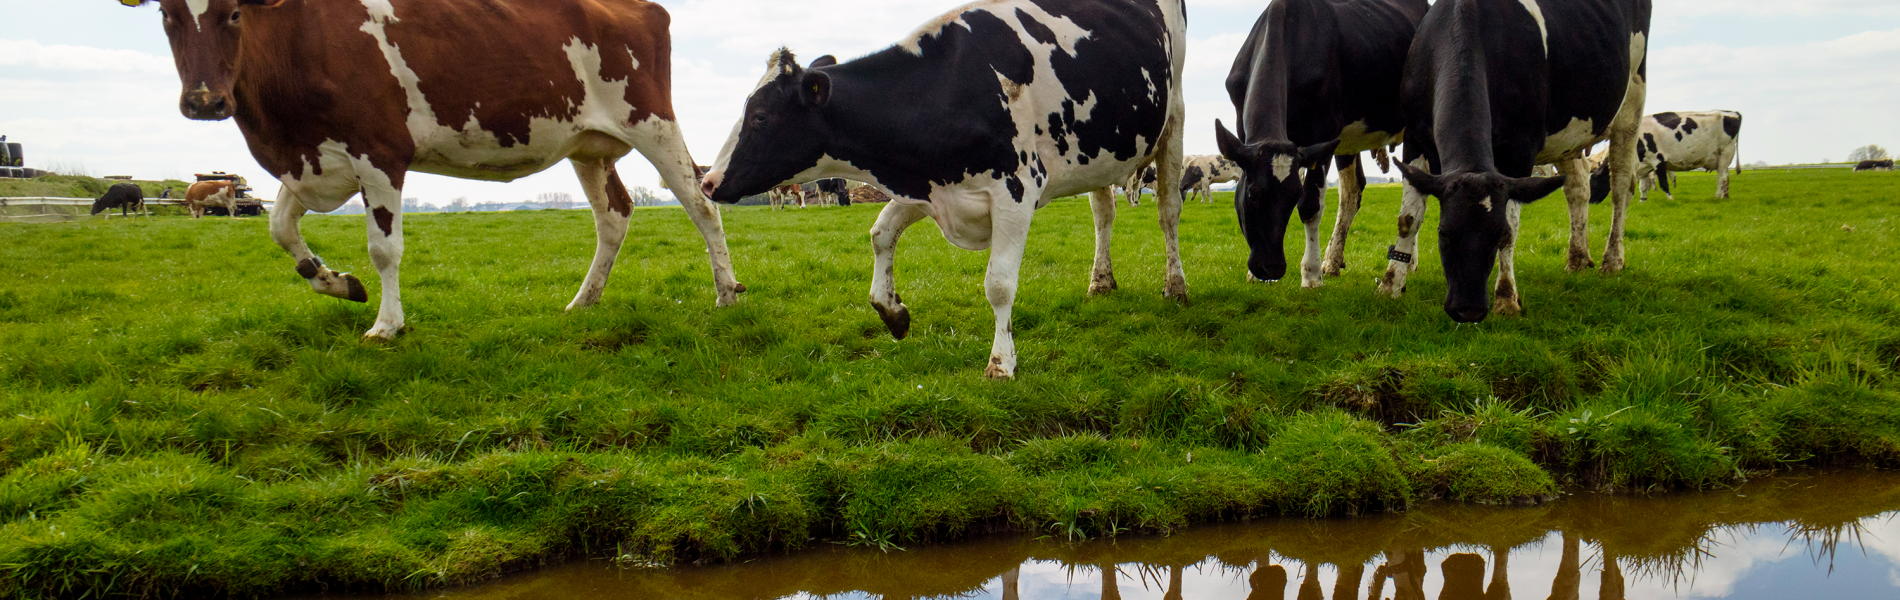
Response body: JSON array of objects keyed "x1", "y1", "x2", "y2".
[
  {"x1": 1395, "y1": 163, "x2": 1565, "y2": 323},
  {"x1": 1588, "y1": 158, "x2": 1668, "y2": 204},
  {"x1": 702, "y1": 49, "x2": 839, "y2": 204},
  {"x1": 122, "y1": 0, "x2": 281, "y2": 121},
  {"x1": 1215, "y1": 119, "x2": 1338, "y2": 282}
]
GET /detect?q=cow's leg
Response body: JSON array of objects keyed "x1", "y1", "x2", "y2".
[
  {"x1": 1638, "y1": 174, "x2": 1651, "y2": 202},
  {"x1": 631, "y1": 126, "x2": 744, "y2": 306},
  {"x1": 1493, "y1": 199, "x2": 1525, "y2": 316},
  {"x1": 360, "y1": 171, "x2": 408, "y2": 340},
  {"x1": 984, "y1": 189, "x2": 1038, "y2": 380},
  {"x1": 565, "y1": 156, "x2": 633, "y2": 311},
  {"x1": 1154, "y1": 125, "x2": 1189, "y2": 301},
  {"x1": 1298, "y1": 159, "x2": 1330, "y2": 289},
  {"x1": 1559, "y1": 157, "x2": 1595, "y2": 272},
  {"x1": 1377, "y1": 157, "x2": 1431, "y2": 298},
  {"x1": 228, "y1": 198, "x2": 241, "y2": 219},
  {"x1": 1716, "y1": 158, "x2": 1733, "y2": 199},
  {"x1": 868, "y1": 201, "x2": 930, "y2": 339},
  {"x1": 1323, "y1": 153, "x2": 1365, "y2": 277},
  {"x1": 271, "y1": 188, "x2": 367, "y2": 304},
  {"x1": 1087, "y1": 186, "x2": 1118, "y2": 295}
]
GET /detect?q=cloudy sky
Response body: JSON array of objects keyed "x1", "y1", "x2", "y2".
[{"x1": 2, "y1": 0, "x2": 1896, "y2": 206}]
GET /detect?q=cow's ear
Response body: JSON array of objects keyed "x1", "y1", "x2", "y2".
[
  {"x1": 1215, "y1": 120, "x2": 1250, "y2": 165},
  {"x1": 1298, "y1": 139, "x2": 1342, "y2": 163},
  {"x1": 799, "y1": 71, "x2": 831, "y2": 108},
  {"x1": 808, "y1": 55, "x2": 837, "y2": 69},
  {"x1": 1507, "y1": 175, "x2": 1567, "y2": 203},
  {"x1": 1395, "y1": 162, "x2": 1447, "y2": 198}
]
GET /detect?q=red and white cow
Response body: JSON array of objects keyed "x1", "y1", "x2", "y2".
[
  {"x1": 126, "y1": 0, "x2": 743, "y2": 340},
  {"x1": 184, "y1": 180, "x2": 240, "y2": 219}
]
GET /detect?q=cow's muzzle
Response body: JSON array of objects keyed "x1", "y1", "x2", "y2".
[
  {"x1": 181, "y1": 88, "x2": 233, "y2": 121},
  {"x1": 701, "y1": 173, "x2": 741, "y2": 204}
]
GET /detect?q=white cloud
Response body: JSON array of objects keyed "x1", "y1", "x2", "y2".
[
  {"x1": 0, "y1": 38, "x2": 172, "y2": 74},
  {"x1": 1655, "y1": 0, "x2": 1900, "y2": 18}
]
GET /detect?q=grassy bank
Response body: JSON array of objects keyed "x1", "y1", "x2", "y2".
[
  {"x1": 1, "y1": 168, "x2": 1896, "y2": 597},
  {"x1": 0, "y1": 175, "x2": 190, "y2": 200}
]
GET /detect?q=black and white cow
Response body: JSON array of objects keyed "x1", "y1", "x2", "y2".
[
  {"x1": 1122, "y1": 165, "x2": 1157, "y2": 207},
  {"x1": 1390, "y1": 0, "x2": 1651, "y2": 323},
  {"x1": 1179, "y1": 165, "x2": 1204, "y2": 197},
  {"x1": 701, "y1": 0, "x2": 1189, "y2": 379},
  {"x1": 1217, "y1": 0, "x2": 1427, "y2": 287},
  {"x1": 89, "y1": 182, "x2": 146, "y2": 217},
  {"x1": 1590, "y1": 110, "x2": 1741, "y2": 201},
  {"x1": 1180, "y1": 154, "x2": 1238, "y2": 202},
  {"x1": 1855, "y1": 159, "x2": 1893, "y2": 172}
]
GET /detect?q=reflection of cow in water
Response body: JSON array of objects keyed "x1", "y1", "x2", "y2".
[
  {"x1": 90, "y1": 183, "x2": 146, "y2": 217},
  {"x1": 185, "y1": 181, "x2": 241, "y2": 219}
]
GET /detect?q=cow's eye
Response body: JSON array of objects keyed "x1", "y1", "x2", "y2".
[
  {"x1": 229, "y1": 10, "x2": 241, "y2": 24},
  {"x1": 751, "y1": 114, "x2": 767, "y2": 125}
]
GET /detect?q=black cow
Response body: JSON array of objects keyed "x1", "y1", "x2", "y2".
[
  {"x1": 89, "y1": 183, "x2": 145, "y2": 217},
  {"x1": 701, "y1": 0, "x2": 1189, "y2": 379},
  {"x1": 1392, "y1": 0, "x2": 1652, "y2": 323},
  {"x1": 1217, "y1": 0, "x2": 1428, "y2": 287},
  {"x1": 1855, "y1": 159, "x2": 1893, "y2": 172},
  {"x1": 818, "y1": 178, "x2": 850, "y2": 205}
]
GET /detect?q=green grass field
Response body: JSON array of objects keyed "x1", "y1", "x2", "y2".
[{"x1": 1, "y1": 168, "x2": 1896, "y2": 597}]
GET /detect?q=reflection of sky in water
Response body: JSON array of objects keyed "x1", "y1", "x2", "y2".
[{"x1": 884, "y1": 514, "x2": 1900, "y2": 600}]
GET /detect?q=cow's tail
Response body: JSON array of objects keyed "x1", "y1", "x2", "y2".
[{"x1": 1733, "y1": 137, "x2": 1742, "y2": 173}]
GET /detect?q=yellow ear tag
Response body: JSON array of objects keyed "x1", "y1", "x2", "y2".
[{"x1": 120, "y1": 0, "x2": 144, "y2": 6}]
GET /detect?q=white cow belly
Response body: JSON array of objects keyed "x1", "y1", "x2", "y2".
[{"x1": 1537, "y1": 118, "x2": 1602, "y2": 164}]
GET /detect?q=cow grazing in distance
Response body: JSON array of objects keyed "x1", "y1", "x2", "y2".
[
  {"x1": 1179, "y1": 165, "x2": 1204, "y2": 199},
  {"x1": 1590, "y1": 110, "x2": 1741, "y2": 201},
  {"x1": 701, "y1": 0, "x2": 1190, "y2": 379},
  {"x1": 817, "y1": 178, "x2": 850, "y2": 206},
  {"x1": 90, "y1": 183, "x2": 146, "y2": 217},
  {"x1": 1218, "y1": 0, "x2": 1428, "y2": 288},
  {"x1": 1122, "y1": 165, "x2": 1157, "y2": 207},
  {"x1": 185, "y1": 180, "x2": 241, "y2": 219},
  {"x1": 1391, "y1": 0, "x2": 1652, "y2": 323},
  {"x1": 124, "y1": 0, "x2": 742, "y2": 340},
  {"x1": 1181, "y1": 154, "x2": 1238, "y2": 202},
  {"x1": 769, "y1": 183, "x2": 804, "y2": 209},
  {"x1": 1855, "y1": 159, "x2": 1894, "y2": 172}
]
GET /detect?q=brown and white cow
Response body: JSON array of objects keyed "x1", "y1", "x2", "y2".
[
  {"x1": 184, "y1": 180, "x2": 240, "y2": 219},
  {"x1": 126, "y1": 0, "x2": 742, "y2": 340}
]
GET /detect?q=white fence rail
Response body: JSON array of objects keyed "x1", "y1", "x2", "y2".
[{"x1": 0, "y1": 196, "x2": 274, "y2": 223}]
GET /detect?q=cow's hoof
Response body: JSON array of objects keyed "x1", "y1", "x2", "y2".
[
  {"x1": 1492, "y1": 297, "x2": 1524, "y2": 317},
  {"x1": 1088, "y1": 273, "x2": 1118, "y2": 296},
  {"x1": 363, "y1": 325, "x2": 404, "y2": 342},
  {"x1": 1321, "y1": 261, "x2": 1345, "y2": 277},
  {"x1": 732, "y1": 282, "x2": 748, "y2": 294},
  {"x1": 983, "y1": 358, "x2": 1015, "y2": 380},
  {"x1": 874, "y1": 302, "x2": 911, "y2": 340},
  {"x1": 1301, "y1": 278, "x2": 1324, "y2": 290},
  {"x1": 343, "y1": 274, "x2": 369, "y2": 303},
  {"x1": 1565, "y1": 255, "x2": 1596, "y2": 273},
  {"x1": 1376, "y1": 273, "x2": 1406, "y2": 299},
  {"x1": 1600, "y1": 260, "x2": 1625, "y2": 274}
]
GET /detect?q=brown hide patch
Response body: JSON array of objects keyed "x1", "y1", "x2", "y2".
[
  {"x1": 605, "y1": 166, "x2": 634, "y2": 217},
  {"x1": 185, "y1": 181, "x2": 232, "y2": 202},
  {"x1": 1397, "y1": 214, "x2": 1417, "y2": 239},
  {"x1": 231, "y1": 1, "x2": 413, "y2": 183},
  {"x1": 372, "y1": 207, "x2": 396, "y2": 237},
  {"x1": 296, "y1": 257, "x2": 322, "y2": 279},
  {"x1": 382, "y1": 0, "x2": 672, "y2": 148}
]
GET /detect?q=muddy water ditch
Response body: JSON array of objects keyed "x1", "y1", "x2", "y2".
[{"x1": 332, "y1": 470, "x2": 1899, "y2": 600}]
